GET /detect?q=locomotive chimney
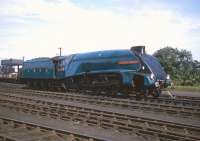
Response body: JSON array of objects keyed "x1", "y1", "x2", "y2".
[{"x1": 130, "y1": 46, "x2": 146, "y2": 55}]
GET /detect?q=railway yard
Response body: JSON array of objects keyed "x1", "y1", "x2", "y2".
[
  {"x1": 1, "y1": 0, "x2": 200, "y2": 140},
  {"x1": 0, "y1": 82, "x2": 199, "y2": 141}
]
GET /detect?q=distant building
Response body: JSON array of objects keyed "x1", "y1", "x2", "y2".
[
  {"x1": 0, "y1": 59, "x2": 23, "y2": 78},
  {"x1": 1, "y1": 59, "x2": 23, "y2": 66}
]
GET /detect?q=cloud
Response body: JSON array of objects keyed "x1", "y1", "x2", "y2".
[{"x1": 0, "y1": 0, "x2": 200, "y2": 60}]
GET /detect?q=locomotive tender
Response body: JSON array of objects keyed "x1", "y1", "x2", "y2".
[{"x1": 21, "y1": 46, "x2": 171, "y2": 97}]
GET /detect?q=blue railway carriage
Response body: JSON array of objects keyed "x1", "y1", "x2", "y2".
[{"x1": 21, "y1": 46, "x2": 171, "y2": 97}]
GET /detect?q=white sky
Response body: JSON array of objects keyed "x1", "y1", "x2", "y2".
[{"x1": 0, "y1": 0, "x2": 200, "y2": 60}]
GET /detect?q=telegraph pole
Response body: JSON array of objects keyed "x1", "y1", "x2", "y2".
[{"x1": 58, "y1": 47, "x2": 62, "y2": 56}]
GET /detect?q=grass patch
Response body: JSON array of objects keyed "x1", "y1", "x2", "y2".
[{"x1": 175, "y1": 85, "x2": 200, "y2": 92}]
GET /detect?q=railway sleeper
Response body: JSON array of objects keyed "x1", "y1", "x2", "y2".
[
  {"x1": 145, "y1": 125, "x2": 200, "y2": 141},
  {"x1": 60, "y1": 115, "x2": 71, "y2": 121},
  {"x1": 140, "y1": 129, "x2": 194, "y2": 141},
  {"x1": 86, "y1": 120, "x2": 98, "y2": 126},
  {"x1": 101, "y1": 123, "x2": 114, "y2": 130},
  {"x1": 117, "y1": 126, "x2": 133, "y2": 133}
]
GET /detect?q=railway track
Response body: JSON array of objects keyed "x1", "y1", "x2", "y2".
[
  {"x1": 0, "y1": 117, "x2": 106, "y2": 141},
  {"x1": 0, "y1": 81, "x2": 25, "y2": 88},
  {"x1": 0, "y1": 94, "x2": 199, "y2": 141},
  {"x1": 0, "y1": 88, "x2": 199, "y2": 120},
  {"x1": 1, "y1": 86, "x2": 200, "y2": 107},
  {"x1": 0, "y1": 82, "x2": 200, "y2": 140},
  {"x1": 1, "y1": 81, "x2": 200, "y2": 101}
]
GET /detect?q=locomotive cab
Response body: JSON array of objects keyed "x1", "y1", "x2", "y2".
[{"x1": 52, "y1": 56, "x2": 65, "y2": 79}]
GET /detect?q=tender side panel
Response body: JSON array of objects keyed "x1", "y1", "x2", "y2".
[{"x1": 21, "y1": 58, "x2": 55, "y2": 79}]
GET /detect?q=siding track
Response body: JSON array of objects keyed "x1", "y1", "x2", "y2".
[
  {"x1": 0, "y1": 88, "x2": 199, "y2": 120},
  {"x1": 0, "y1": 94, "x2": 199, "y2": 141},
  {"x1": 0, "y1": 82, "x2": 200, "y2": 141}
]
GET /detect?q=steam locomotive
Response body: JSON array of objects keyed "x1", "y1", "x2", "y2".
[{"x1": 20, "y1": 46, "x2": 171, "y2": 97}]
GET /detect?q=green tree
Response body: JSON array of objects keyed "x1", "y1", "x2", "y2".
[{"x1": 153, "y1": 47, "x2": 200, "y2": 86}]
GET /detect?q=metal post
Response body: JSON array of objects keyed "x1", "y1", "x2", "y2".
[{"x1": 58, "y1": 47, "x2": 62, "y2": 56}]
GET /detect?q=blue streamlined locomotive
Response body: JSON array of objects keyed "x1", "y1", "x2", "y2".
[{"x1": 21, "y1": 46, "x2": 171, "y2": 97}]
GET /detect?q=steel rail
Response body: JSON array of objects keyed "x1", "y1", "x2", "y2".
[
  {"x1": 0, "y1": 97, "x2": 199, "y2": 141},
  {"x1": 1, "y1": 86, "x2": 200, "y2": 107},
  {"x1": 0, "y1": 90, "x2": 199, "y2": 120},
  {"x1": 1, "y1": 82, "x2": 200, "y2": 101}
]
